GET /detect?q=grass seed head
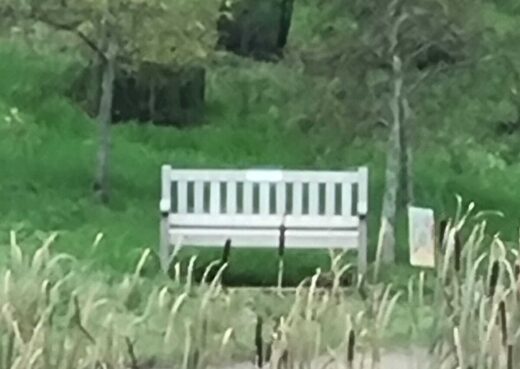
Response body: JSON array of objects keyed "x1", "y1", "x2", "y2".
[
  {"x1": 454, "y1": 231, "x2": 462, "y2": 272},
  {"x1": 92, "y1": 232, "x2": 104, "y2": 250},
  {"x1": 201, "y1": 260, "x2": 220, "y2": 285},
  {"x1": 220, "y1": 328, "x2": 233, "y2": 351},
  {"x1": 278, "y1": 224, "x2": 286, "y2": 258},
  {"x1": 489, "y1": 261, "x2": 500, "y2": 298},
  {"x1": 134, "y1": 248, "x2": 151, "y2": 277},
  {"x1": 221, "y1": 239, "x2": 232, "y2": 265},
  {"x1": 9, "y1": 231, "x2": 23, "y2": 269},
  {"x1": 158, "y1": 286, "x2": 169, "y2": 309},
  {"x1": 185, "y1": 256, "x2": 198, "y2": 293}
]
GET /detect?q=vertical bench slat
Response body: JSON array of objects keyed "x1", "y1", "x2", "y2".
[
  {"x1": 243, "y1": 182, "x2": 253, "y2": 214},
  {"x1": 260, "y1": 183, "x2": 270, "y2": 214},
  {"x1": 276, "y1": 182, "x2": 286, "y2": 214},
  {"x1": 226, "y1": 182, "x2": 237, "y2": 214},
  {"x1": 308, "y1": 182, "x2": 319, "y2": 215},
  {"x1": 160, "y1": 165, "x2": 172, "y2": 273},
  {"x1": 357, "y1": 166, "x2": 369, "y2": 273},
  {"x1": 325, "y1": 182, "x2": 335, "y2": 215},
  {"x1": 194, "y1": 181, "x2": 204, "y2": 213},
  {"x1": 177, "y1": 180, "x2": 188, "y2": 213},
  {"x1": 210, "y1": 182, "x2": 221, "y2": 214},
  {"x1": 161, "y1": 165, "x2": 172, "y2": 212},
  {"x1": 341, "y1": 183, "x2": 352, "y2": 216},
  {"x1": 292, "y1": 182, "x2": 303, "y2": 215},
  {"x1": 357, "y1": 167, "x2": 368, "y2": 215}
]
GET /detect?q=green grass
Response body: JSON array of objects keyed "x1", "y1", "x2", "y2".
[
  {"x1": 2, "y1": 0, "x2": 520, "y2": 285},
  {"x1": 0, "y1": 44, "x2": 344, "y2": 284}
]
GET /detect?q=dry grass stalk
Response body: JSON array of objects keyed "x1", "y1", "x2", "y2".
[
  {"x1": 499, "y1": 300, "x2": 508, "y2": 347},
  {"x1": 201, "y1": 260, "x2": 221, "y2": 285},
  {"x1": 185, "y1": 255, "x2": 198, "y2": 294},
  {"x1": 182, "y1": 320, "x2": 193, "y2": 369},
  {"x1": 277, "y1": 224, "x2": 286, "y2": 296},
  {"x1": 4, "y1": 209, "x2": 520, "y2": 369},
  {"x1": 347, "y1": 329, "x2": 355, "y2": 369},
  {"x1": 277, "y1": 259, "x2": 284, "y2": 297},
  {"x1": 489, "y1": 261, "x2": 500, "y2": 298},
  {"x1": 255, "y1": 315, "x2": 263, "y2": 368},
  {"x1": 507, "y1": 344, "x2": 513, "y2": 369}
]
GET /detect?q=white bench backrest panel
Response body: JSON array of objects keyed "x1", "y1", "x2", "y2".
[
  {"x1": 169, "y1": 182, "x2": 357, "y2": 215},
  {"x1": 162, "y1": 167, "x2": 368, "y2": 221}
]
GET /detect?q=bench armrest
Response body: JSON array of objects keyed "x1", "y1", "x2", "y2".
[
  {"x1": 357, "y1": 204, "x2": 368, "y2": 219},
  {"x1": 357, "y1": 167, "x2": 368, "y2": 218},
  {"x1": 160, "y1": 199, "x2": 171, "y2": 215}
]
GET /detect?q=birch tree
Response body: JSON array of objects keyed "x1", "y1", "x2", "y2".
[{"x1": 344, "y1": 0, "x2": 479, "y2": 264}]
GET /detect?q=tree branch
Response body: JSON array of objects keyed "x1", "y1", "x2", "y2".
[
  {"x1": 32, "y1": 14, "x2": 107, "y2": 62},
  {"x1": 406, "y1": 55, "x2": 488, "y2": 95}
]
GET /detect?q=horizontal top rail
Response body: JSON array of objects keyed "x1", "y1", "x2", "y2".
[{"x1": 168, "y1": 168, "x2": 363, "y2": 183}]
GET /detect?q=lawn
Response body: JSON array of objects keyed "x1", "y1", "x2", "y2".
[{"x1": 2, "y1": 40, "x2": 520, "y2": 286}]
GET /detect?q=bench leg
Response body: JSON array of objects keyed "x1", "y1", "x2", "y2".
[
  {"x1": 160, "y1": 215, "x2": 170, "y2": 274},
  {"x1": 358, "y1": 216, "x2": 368, "y2": 274}
]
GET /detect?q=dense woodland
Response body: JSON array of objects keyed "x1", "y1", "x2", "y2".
[{"x1": 1, "y1": 0, "x2": 520, "y2": 284}]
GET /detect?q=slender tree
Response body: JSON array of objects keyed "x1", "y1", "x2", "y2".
[
  {"x1": 94, "y1": 26, "x2": 117, "y2": 203},
  {"x1": 2, "y1": 0, "x2": 219, "y2": 203},
  {"x1": 339, "y1": 0, "x2": 480, "y2": 263}
]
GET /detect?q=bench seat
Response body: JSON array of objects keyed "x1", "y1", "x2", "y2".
[{"x1": 169, "y1": 228, "x2": 360, "y2": 249}]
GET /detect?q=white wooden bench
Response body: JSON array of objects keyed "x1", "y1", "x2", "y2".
[{"x1": 159, "y1": 165, "x2": 369, "y2": 274}]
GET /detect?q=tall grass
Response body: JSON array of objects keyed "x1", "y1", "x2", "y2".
[
  {"x1": 0, "y1": 232, "x2": 402, "y2": 368},
  {"x1": 1, "y1": 204, "x2": 519, "y2": 368}
]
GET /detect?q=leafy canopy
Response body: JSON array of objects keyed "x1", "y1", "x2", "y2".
[{"x1": 1, "y1": 0, "x2": 221, "y2": 68}]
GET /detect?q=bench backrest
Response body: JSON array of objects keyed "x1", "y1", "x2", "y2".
[{"x1": 160, "y1": 166, "x2": 368, "y2": 229}]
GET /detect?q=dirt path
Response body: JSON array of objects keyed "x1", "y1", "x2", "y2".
[
  {"x1": 219, "y1": 347, "x2": 433, "y2": 369},
  {"x1": 146, "y1": 346, "x2": 438, "y2": 369}
]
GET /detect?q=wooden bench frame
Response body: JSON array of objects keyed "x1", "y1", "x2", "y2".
[{"x1": 159, "y1": 165, "x2": 368, "y2": 274}]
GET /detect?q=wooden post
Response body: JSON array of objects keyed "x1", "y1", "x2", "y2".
[
  {"x1": 357, "y1": 167, "x2": 369, "y2": 274},
  {"x1": 160, "y1": 165, "x2": 172, "y2": 274}
]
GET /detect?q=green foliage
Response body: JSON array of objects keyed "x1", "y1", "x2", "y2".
[
  {"x1": 1, "y1": 0, "x2": 520, "y2": 284},
  {"x1": 1, "y1": 0, "x2": 221, "y2": 67}
]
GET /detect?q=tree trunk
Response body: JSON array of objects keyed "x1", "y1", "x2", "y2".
[
  {"x1": 399, "y1": 98, "x2": 414, "y2": 207},
  {"x1": 378, "y1": 55, "x2": 404, "y2": 264},
  {"x1": 149, "y1": 80, "x2": 156, "y2": 121},
  {"x1": 404, "y1": 138, "x2": 414, "y2": 205},
  {"x1": 94, "y1": 39, "x2": 117, "y2": 204}
]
